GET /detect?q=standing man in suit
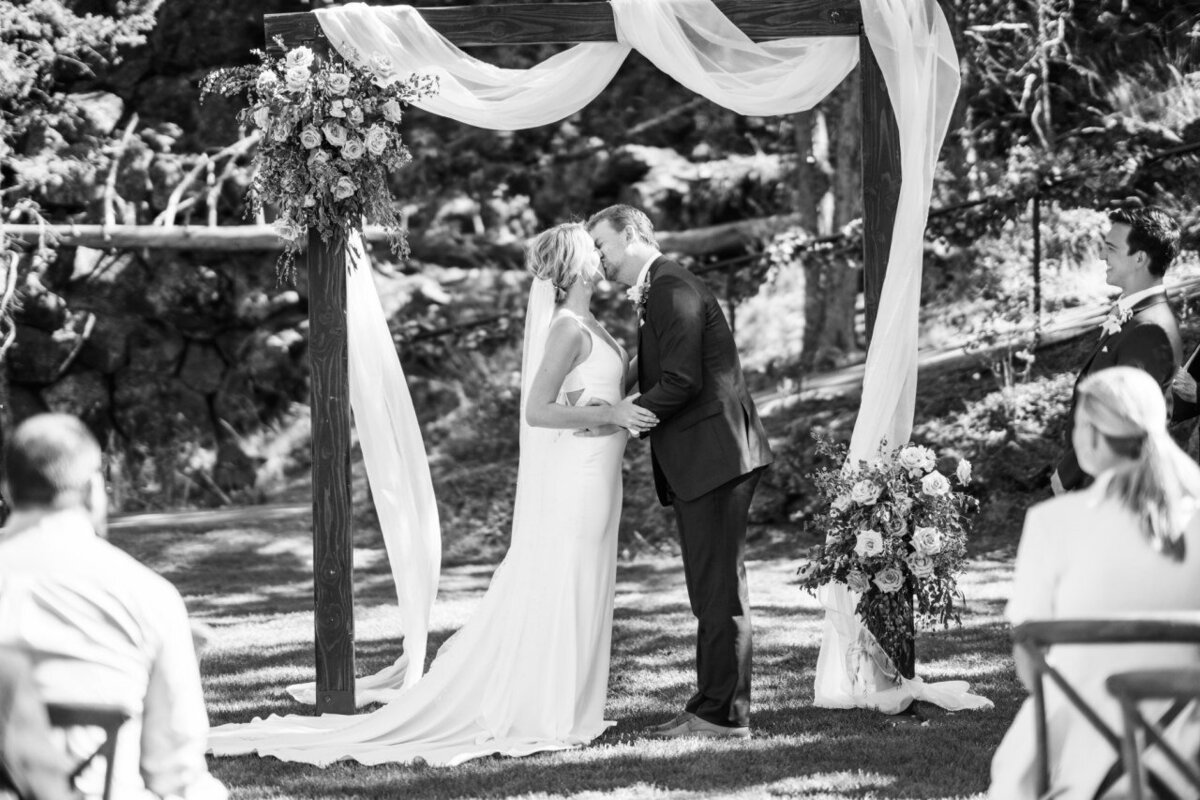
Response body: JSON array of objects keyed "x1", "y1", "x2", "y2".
[
  {"x1": 1053, "y1": 207, "x2": 1183, "y2": 493},
  {"x1": 588, "y1": 205, "x2": 773, "y2": 739}
]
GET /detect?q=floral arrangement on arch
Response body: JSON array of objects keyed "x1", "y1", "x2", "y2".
[
  {"x1": 202, "y1": 41, "x2": 437, "y2": 279},
  {"x1": 798, "y1": 436, "x2": 978, "y2": 676}
]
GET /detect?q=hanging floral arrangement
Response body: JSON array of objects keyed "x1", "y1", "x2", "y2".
[{"x1": 202, "y1": 40, "x2": 437, "y2": 279}]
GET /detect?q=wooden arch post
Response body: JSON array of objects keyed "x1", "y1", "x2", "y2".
[{"x1": 264, "y1": 0, "x2": 901, "y2": 715}]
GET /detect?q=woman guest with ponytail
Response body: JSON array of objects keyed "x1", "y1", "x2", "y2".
[{"x1": 989, "y1": 366, "x2": 1200, "y2": 800}]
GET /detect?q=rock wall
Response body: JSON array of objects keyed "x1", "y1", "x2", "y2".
[{"x1": 6, "y1": 244, "x2": 309, "y2": 510}]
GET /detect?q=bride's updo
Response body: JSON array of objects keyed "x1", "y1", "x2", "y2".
[{"x1": 525, "y1": 222, "x2": 593, "y2": 303}]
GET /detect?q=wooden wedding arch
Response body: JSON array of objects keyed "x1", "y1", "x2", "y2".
[{"x1": 265, "y1": 0, "x2": 903, "y2": 714}]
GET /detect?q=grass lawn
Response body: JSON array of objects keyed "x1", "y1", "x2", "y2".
[{"x1": 110, "y1": 509, "x2": 1022, "y2": 800}]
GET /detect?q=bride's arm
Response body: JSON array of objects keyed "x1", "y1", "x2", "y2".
[{"x1": 525, "y1": 319, "x2": 657, "y2": 432}]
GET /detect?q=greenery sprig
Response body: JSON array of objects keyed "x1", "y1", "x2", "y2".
[{"x1": 202, "y1": 40, "x2": 437, "y2": 280}]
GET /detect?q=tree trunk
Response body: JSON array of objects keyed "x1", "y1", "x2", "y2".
[{"x1": 801, "y1": 74, "x2": 862, "y2": 372}]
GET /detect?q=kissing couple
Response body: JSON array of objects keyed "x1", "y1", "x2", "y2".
[{"x1": 208, "y1": 204, "x2": 773, "y2": 766}]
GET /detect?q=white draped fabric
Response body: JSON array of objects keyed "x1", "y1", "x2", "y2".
[
  {"x1": 293, "y1": 0, "x2": 988, "y2": 714},
  {"x1": 285, "y1": 234, "x2": 442, "y2": 705}
]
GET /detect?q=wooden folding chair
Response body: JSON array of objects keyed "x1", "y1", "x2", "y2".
[
  {"x1": 45, "y1": 702, "x2": 130, "y2": 800},
  {"x1": 1107, "y1": 666, "x2": 1200, "y2": 800},
  {"x1": 1012, "y1": 618, "x2": 1200, "y2": 800}
]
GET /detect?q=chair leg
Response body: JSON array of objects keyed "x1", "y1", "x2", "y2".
[
  {"x1": 1116, "y1": 697, "x2": 1147, "y2": 800},
  {"x1": 1034, "y1": 676, "x2": 1050, "y2": 796}
]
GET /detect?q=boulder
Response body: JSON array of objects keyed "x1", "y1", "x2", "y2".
[
  {"x1": 42, "y1": 370, "x2": 109, "y2": 422},
  {"x1": 66, "y1": 92, "x2": 125, "y2": 137}
]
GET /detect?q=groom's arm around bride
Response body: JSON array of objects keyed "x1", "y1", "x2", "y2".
[{"x1": 587, "y1": 205, "x2": 772, "y2": 739}]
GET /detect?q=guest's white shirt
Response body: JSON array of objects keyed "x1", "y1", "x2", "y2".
[{"x1": 0, "y1": 508, "x2": 226, "y2": 800}]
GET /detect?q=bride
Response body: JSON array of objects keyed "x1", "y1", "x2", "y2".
[{"x1": 208, "y1": 222, "x2": 657, "y2": 765}]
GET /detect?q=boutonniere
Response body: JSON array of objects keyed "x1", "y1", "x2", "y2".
[
  {"x1": 1099, "y1": 305, "x2": 1132, "y2": 338},
  {"x1": 625, "y1": 280, "x2": 650, "y2": 317}
]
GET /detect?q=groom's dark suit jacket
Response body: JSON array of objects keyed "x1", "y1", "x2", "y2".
[
  {"x1": 1057, "y1": 292, "x2": 1181, "y2": 490},
  {"x1": 634, "y1": 256, "x2": 773, "y2": 505}
]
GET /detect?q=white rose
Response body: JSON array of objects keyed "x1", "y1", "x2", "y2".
[
  {"x1": 284, "y1": 66, "x2": 310, "y2": 94},
  {"x1": 846, "y1": 570, "x2": 871, "y2": 593},
  {"x1": 285, "y1": 46, "x2": 314, "y2": 70},
  {"x1": 270, "y1": 122, "x2": 290, "y2": 142},
  {"x1": 252, "y1": 106, "x2": 271, "y2": 130},
  {"x1": 327, "y1": 72, "x2": 352, "y2": 95},
  {"x1": 332, "y1": 176, "x2": 356, "y2": 200},
  {"x1": 299, "y1": 126, "x2": 322, "y2": 149},
  {"x1": 321, "y1": 121, "x2": 347, "y2": 147},
  {"x1": 346, "y1": 106, "x2": 363, "y2": 127},
  {"x1": 370, "y1": 54, "x2": 396, "y2": 80},
  {"x1": 341, "y1": 138, "x2": 365, "y2": 161},
  {"x1": 849, "y1": 479, "x2": 882, "y2": 506},
  {"x1": 273, "y1": 218, "x2": 302, "y2": 242},
  {"x1": 364, "y1": 126, "x2": 389, "y2": 156},
  {"x1": 921, "y1": 471, "x2": 951, "y2": 497},
  {"x1": 853, "y1": 529, "x2": 884, "y2": 558},
  {"x1": 255, "y1": 70, "x2": 279, "y2": 95},
  {"x1": 894, "y1": 495, "x2": 914, "y2": 518},
  {"x1": 956, "y1": 459, "x2": 973, "y2": 484},
  {"x1": 329, "y1": 99, "x2": 346, "y2": 118},
  {"x1": 873, "y1": 566, "x2": 905, "y2": 594},
  {"x1": 898, "y1": 446, "x2": 927, "y2": 477},
  {"x1": 906, "y1": 552, "x2": 936, "y2": 579},
  {"x1": 830, "y1": 494, "x2": 853, "y2": 515},
  {"x1": 381, "y1": 98, "x2": 403, "y2": 123},
  {"x1": 912, "y1": 525, "x2": 943, "y2": 555},
  {"x1": 303, "y1": 194, "x2": 316, "y2": 208}
]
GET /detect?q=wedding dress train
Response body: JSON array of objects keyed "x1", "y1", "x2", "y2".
[{"x1": 208, "y1": 292, "x2": 627, "y2": 765}]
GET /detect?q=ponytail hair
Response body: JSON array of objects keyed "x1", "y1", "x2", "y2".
[
  {"x1": 524, "y1": 222, "x2": 592, "y2": 303},
  {"x1": 1077, "y1": 367, "x2": 1200, "y2": 561}
]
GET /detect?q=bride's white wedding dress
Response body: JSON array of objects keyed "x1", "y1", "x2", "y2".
[{"x1": 208, "y1": 301, "x2": 628, "y2": 766}]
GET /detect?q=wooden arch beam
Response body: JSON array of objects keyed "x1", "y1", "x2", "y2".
[{"x1": 265, "y1": 0, "x2": 901, "y2": 715}]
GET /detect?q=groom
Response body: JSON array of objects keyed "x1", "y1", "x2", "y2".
[{"x1": 588, "y1": 205, "x2": 773, "y2": 739}]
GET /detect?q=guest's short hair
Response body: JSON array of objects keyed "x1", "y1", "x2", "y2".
[
  {"x1": 3, "y1": 414, "x2": 102, "y2": 509},
  {"x1": 586, "y1": 204, "x2": 659, "y2": 248},
  {"x1": 1108, "y1": 207, "x2": 1181, "y2": 278}
]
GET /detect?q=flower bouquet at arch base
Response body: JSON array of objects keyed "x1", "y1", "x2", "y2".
[{"x1": 798, "y1": 436, "x2": 978, "y2": 681}]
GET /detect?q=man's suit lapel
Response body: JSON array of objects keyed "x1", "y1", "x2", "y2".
[{"x1": 1079, "y1": 293, "x2": 1168, "y2": 380}]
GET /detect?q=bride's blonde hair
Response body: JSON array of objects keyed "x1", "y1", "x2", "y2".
[
  {"x1": 524, "y1": 222, "x2": 592, "y2": 303},
  {"x1": 1077, "y1": 366, "x2": 1200, "y2": 561}
]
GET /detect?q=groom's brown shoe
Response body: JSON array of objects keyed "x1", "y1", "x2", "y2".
[
  {"x1": 648, "y1": 715, "x2": 751, "y2": 739},
  {"x1": 646, "y1": 711, "x2": 695, "y2": 734}
]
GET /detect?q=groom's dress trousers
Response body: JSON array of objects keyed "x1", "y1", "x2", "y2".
[
  {"x1": 634, "y1": 256, "x2": 773, "y2": 729},
  {"x1": 1057, "y1": 294, "x2": 1180, "y2": 490}
]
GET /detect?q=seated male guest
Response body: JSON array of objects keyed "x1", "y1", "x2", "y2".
[
  {"x1": 1053, "y1": 207, "x2": 1183, "y2": 493},
  {"x1": 0, "y1": 414, "x2": 226, "y2": 800}
]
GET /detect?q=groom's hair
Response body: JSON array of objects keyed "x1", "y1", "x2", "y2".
[
  {"x1": 1108, "y1": 207, "x2": 1180, "y2": 278},
  {"x1": 587, "y1": 205, "x2": 659, "y2": 249}
]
